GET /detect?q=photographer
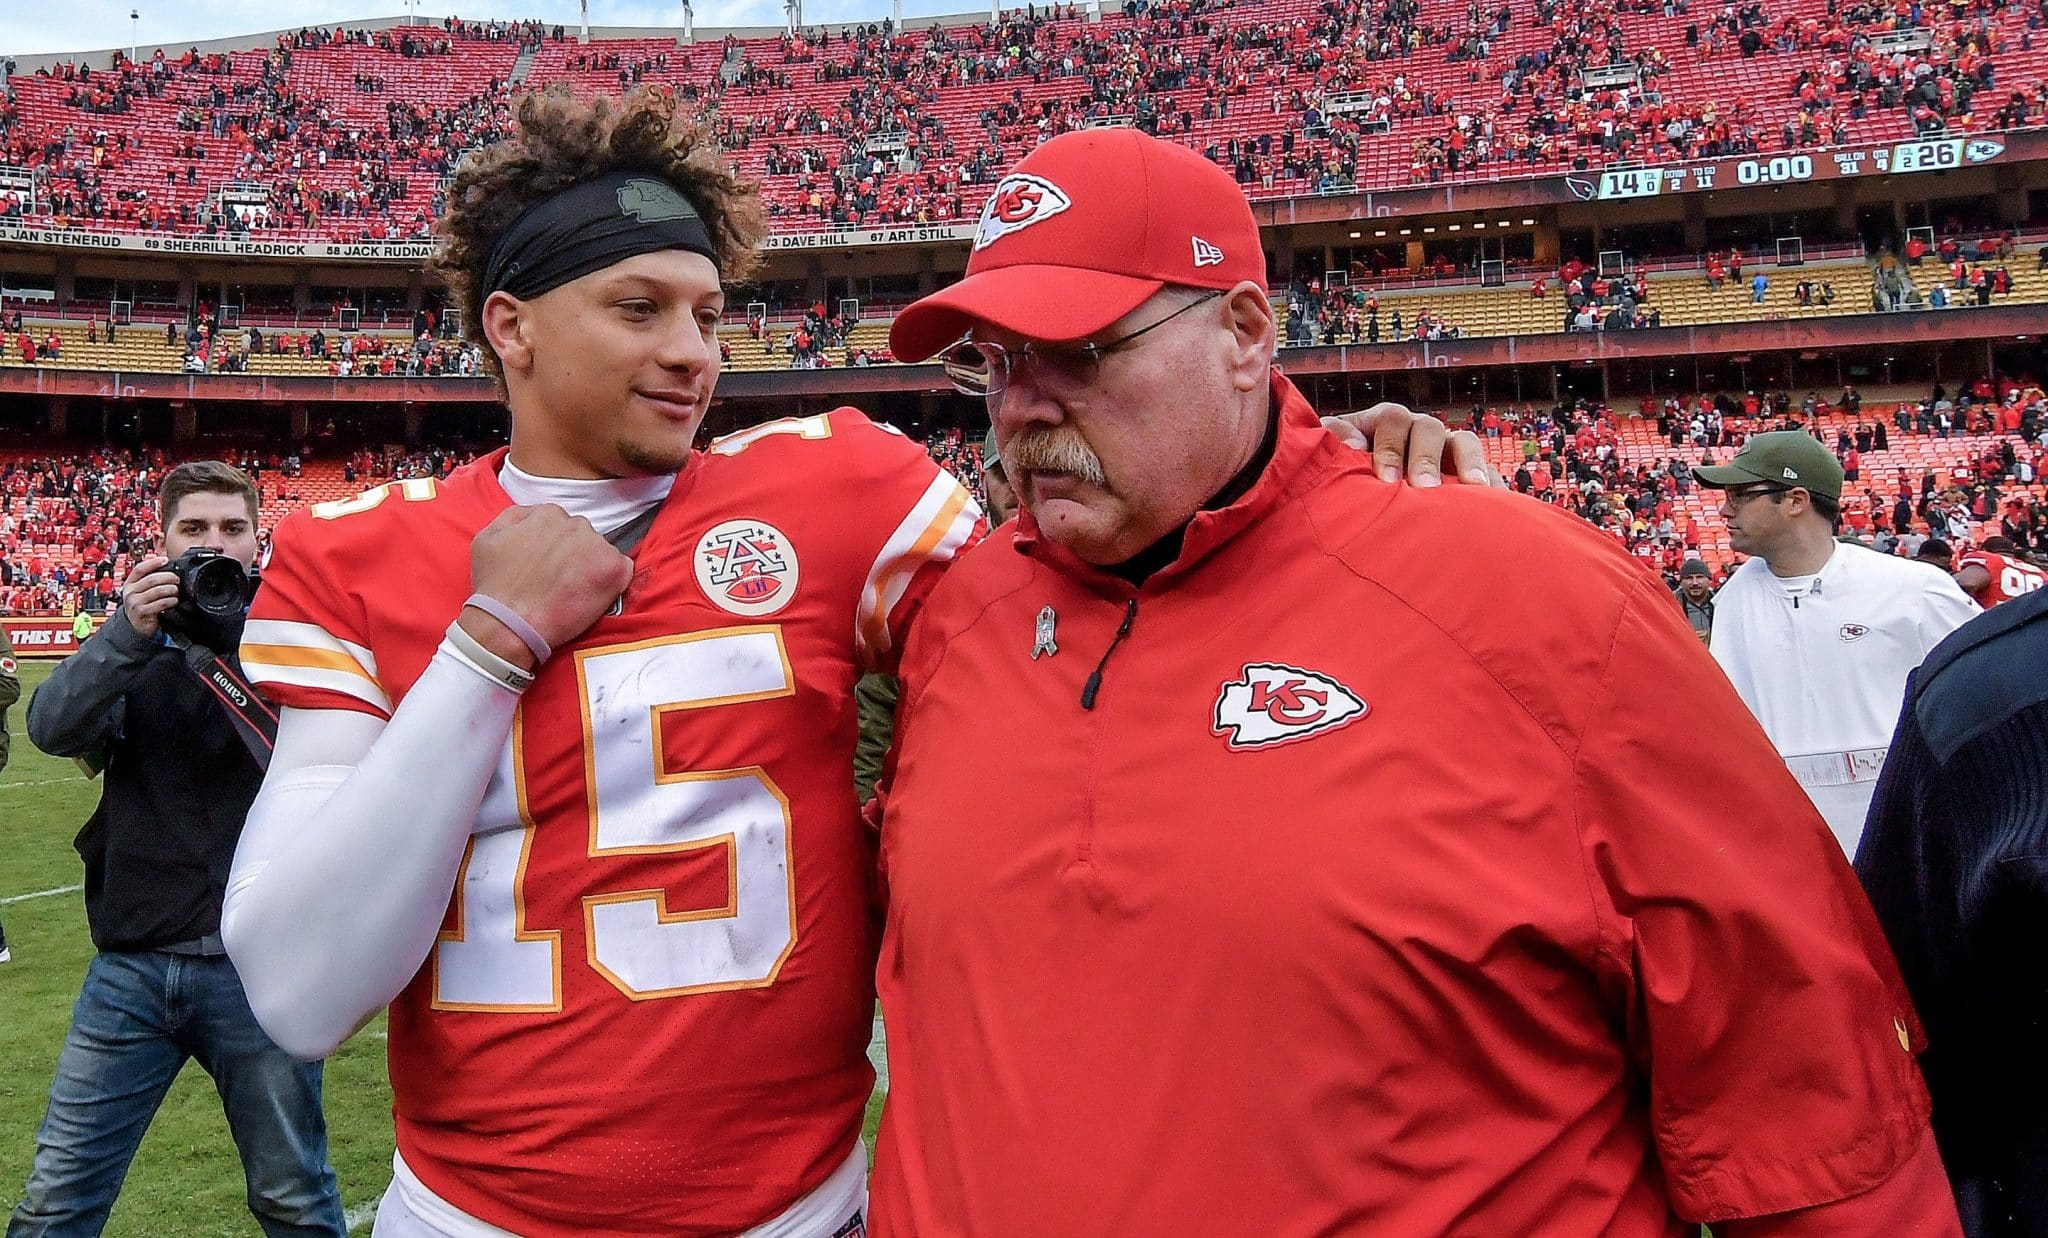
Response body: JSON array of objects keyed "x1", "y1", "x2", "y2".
[
  {"x1": 10, "y1": 463, "x2": 342, "y2": 1237},
  {"x1": 0, "y1": 625, "x2": 18, "y2": 965}
]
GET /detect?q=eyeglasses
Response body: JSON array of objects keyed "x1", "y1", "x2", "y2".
[
  {"x1": 1722, "y1": 485, "x2": 1791, "y2": 506},
  {"x1": 940, "y1": 290, "x2": 1224, "y2": 400}
]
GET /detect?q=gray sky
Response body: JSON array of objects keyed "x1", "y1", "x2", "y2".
[{"x1": 2, "y1": 0, "x2": 961, "y2": 58}]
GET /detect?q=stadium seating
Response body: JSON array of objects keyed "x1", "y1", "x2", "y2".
[
  {"x1": 0, "y1": 393, "x2": 2035, "y2": 616},
  {"x1": 5, "y1": 0, "x2": 2046, "y2": 241},
  {"x1": 4, "y1": 241, "x2": 2039, "y2": 374}
]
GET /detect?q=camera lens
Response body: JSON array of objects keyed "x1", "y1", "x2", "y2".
[{"x1": 189, "y1": 556, "x2": 247, "y2": 617}]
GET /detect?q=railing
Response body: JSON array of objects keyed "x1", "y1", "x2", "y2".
[{"x1": 0, "y1": 299, "x2": 430, "y2": 332}]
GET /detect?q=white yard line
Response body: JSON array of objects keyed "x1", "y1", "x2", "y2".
[
  {"x1": 0, "y1": 884, "x2": 82, "y2": 906},
  {"x1": 344, "y1": 1200, "x2": 380, "y2": 1232},
  {"x1": 0, "y1": 777, "x2": 92, "y2": 791}
]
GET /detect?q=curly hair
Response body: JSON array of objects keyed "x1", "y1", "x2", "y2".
[{"x1": 431, "y1": 84, "x2": 765, "y2": 391}]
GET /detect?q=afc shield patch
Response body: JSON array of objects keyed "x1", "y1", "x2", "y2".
[
  {"x1": 694, "y1": 519, "x2": 800, "y2": 617},
  {"x1": 1213, "y1": 662, "x2": 1367, "y2": 750}
]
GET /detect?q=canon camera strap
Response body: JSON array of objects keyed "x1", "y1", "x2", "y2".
[{"x1": 183, "y1": 642, "x2": 279, "y2": 772}]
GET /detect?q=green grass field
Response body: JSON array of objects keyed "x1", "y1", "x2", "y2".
[{"x1": 0, "y1": 660, "x2": 888, "y2": 1233}]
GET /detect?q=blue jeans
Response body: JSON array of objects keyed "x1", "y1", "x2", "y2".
[{"x1": 7, "y1": 951, "x2": 343, "y2": 1237}]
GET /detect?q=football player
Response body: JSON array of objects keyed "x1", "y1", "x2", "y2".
[
  {"x1": 221, "y1": 86, "x2": 1488, "y2": 1238},
  {"x1": 1953, "y1": 535, "x2": 2046, "y2": 607}
]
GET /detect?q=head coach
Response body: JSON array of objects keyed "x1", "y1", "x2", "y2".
[
  {"x1": 11, "y1": 462, "x2": 342, "y2": 1236},
  {"x1": 865, "y1": 129, "x2": 1960, "y2": 1236}
]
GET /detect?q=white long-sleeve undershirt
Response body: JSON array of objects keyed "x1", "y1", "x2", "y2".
[{"x1": 221, "y1": 465, "x2": 670, "y2": 1060}]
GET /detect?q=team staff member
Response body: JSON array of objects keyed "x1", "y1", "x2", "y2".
[
  {"x1": 1954, "y1": 535, "x2": 2045, "y2": 607},
  {"x1": 11, "y1": 462, "x2": 343, "y2": 1238},
  {"x1": 1696, "y1": 433, "x2": 1979, "y2": 856},
  {"x1": 0, "y1": 624, "x2": 17, "y2": 964},
  {"x1": 1856, "y1": 586, "x2": 2048, "y2": 1238},
  {"x1": 869, "y1": 128, "x2": 1959, "y2": 1237}
]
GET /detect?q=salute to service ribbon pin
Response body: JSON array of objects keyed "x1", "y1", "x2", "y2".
[{"x1": 1032, "y1": 606, "x2": 1059, "y2": 660}]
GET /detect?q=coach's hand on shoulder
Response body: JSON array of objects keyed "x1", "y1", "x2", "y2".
[
  {"x1": 120, "y1": 554, "x2": 180, "y2": 640},
  {"x1": 1321, "y1": 403, "x2": 1504, "y2": 489},
  {"x1": 462, "y1": 505, "x2": 635, "y2": 670}
]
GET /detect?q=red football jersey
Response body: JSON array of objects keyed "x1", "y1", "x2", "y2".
[
  {"x1": 1956, "y1": 549, "x2": 2045, "y2": 606},
  {"x1": 242, "y1": 412, "x2": 979, "y2": 1236}
]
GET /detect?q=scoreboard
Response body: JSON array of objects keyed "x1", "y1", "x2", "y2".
[{"x1": 1575, "y1": 135, "x2": 2009, "y2": 201}]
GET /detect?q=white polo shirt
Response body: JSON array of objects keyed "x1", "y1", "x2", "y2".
[{"x1": 1710, "y1": 541, "x2": 1979, "y2": 855}]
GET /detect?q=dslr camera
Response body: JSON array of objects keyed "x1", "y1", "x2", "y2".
[{"x1": 159, "y1": 547, "x2": 260, "y2": 647}]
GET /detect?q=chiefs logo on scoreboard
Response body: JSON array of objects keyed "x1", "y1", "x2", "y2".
[
  {"x1": 974, "y1": 174, "x2": 1072, "y2": 250},
  {"x1": 1212, "y1": 662, "x2": 1367, "y2": 751},
  {"x1": 694, "y1": 519, "x2": 801, "y2": 618}
]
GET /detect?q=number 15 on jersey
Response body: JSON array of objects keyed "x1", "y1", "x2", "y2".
[{"x1": 434, "y1": 627, "x2": 800, "y2": 1011}]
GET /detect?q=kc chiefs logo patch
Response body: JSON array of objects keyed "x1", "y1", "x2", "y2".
[
  {"x1": 1212, "y1": 662, "x2": 1367, "y2": 751},
  {"x1": 974, "y1": 174, "x2": 1072, "y2": 250},
  {"x1": 694, "y1": 519, "x2": 800, "y2": 617}
]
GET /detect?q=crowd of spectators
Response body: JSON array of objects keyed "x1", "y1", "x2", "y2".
[
  {"x1": 1282, "y1": 278, "x2": 1468, "y2": 345},
  {"x1": 0, "y1": 449, "x2": 181, "y2": 615},
  {"x1": 1484, "y1": 373, "x2": 2048, "y2": 589},
  {"x1": 0, "y1": 373, "x2": 2041, "y2": 614},
  {"x1": 4, "y1": 0, "x2": 2048, "y2": 244},
  {"x1": 745, "y1": 301, "x2": 897, "y2": 368},
  {"x1": 1869, "y1": 228, "x2": 2031, "y2": 310}
]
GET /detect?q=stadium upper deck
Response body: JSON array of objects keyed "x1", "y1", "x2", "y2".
[{"x1": 1, "y1": 0, "x2": 2045, "y2": 244}]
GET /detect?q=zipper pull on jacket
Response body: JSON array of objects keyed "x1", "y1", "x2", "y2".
[{"x1": 1080, "y1": 598, "x2": 1138, "y2": 711}]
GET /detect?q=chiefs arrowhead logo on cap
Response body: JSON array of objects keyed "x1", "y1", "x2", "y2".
[
  {"x1": 974, "y1": 174, "x2": 1072, "y2": 250},
  {"x1": 1213, "y1": 662, "x2": 1366, "y2": 751}
]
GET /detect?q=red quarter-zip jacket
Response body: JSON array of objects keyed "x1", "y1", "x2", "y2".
[{"x1": 869, "y1": 372, "x2": 1957, "y2": 1237}]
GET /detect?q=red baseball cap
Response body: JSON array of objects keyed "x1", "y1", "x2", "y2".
[{"x1": 888, "y1": 129, "x2": 1266, "y2": 362}]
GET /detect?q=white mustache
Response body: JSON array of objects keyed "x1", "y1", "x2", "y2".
[{"x1": 1002, "y1": 429, "x2": 1106, "y2": 488}]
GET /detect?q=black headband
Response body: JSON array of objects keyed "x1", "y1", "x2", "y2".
[{"x1": 482, "y1": 172, "x2": 721, "y2": 301}]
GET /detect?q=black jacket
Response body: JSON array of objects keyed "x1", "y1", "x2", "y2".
[
  {"x1": 26, "y1": 608, "x2": 265, "y2": 952},
  {"x1": 0, "y1": 624, "x2": 19, "y2": 771},
  {"x1": 1856, "y1": 586, "x2": 2048, "y2": 1238}
]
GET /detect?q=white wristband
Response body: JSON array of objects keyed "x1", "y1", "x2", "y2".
[{"x1": 442, "y1": 621, "x2": 535, "y2": 693}]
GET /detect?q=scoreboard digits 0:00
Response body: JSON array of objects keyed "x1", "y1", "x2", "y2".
[{"x1": 1733, "y1": 154, "x2": 1816, "y2": 185}]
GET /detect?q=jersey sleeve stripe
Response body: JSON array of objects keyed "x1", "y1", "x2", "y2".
[
  {"x1": 243, "y1": 661, "x2": 394, "y2": 715},
  {"x1": 241, "y1": 619, "x2": 389, "y2": 714},
  {"x1": 240, "y1": 643, "x2": 377, "y2": 679},
  {"x1": 857, "y1": 473, "x2": 982, "y2": 665},
  {"x1": 242, "y1": 618, "x2": 381, "y2": 677}
]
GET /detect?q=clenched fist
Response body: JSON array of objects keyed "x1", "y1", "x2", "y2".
[{"x1": 460, "y1": 505, "x2": 635, "y2": 670}]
